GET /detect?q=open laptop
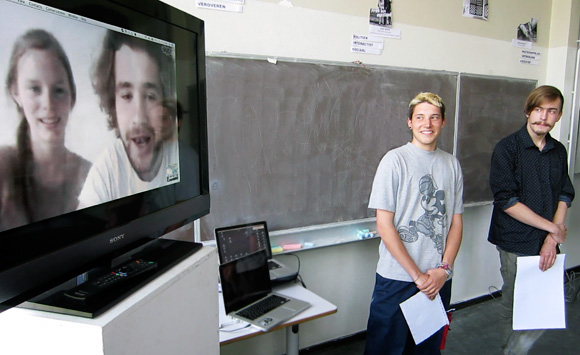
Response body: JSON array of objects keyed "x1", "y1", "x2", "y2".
[
  {"x1": 215, "y1": 221, "x2": 298, "y2": 282},
  {"x1": 219, "y1": 249, "x2": 310, "y2": 331}
]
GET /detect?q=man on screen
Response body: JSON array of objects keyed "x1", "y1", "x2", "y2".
[{"x1": 78, "y1": 30, "x2": 179, "y2": 208}]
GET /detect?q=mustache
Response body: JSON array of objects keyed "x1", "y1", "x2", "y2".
[
  {"x1": 125, "y1": 124, "x2": 155, "y2": 138},
  {"x1": 532, "y1": 121, "x2": 552, "y2": 128}
]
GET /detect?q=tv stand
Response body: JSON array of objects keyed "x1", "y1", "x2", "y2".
[
  {"x1": 22, "y1": 239, "x2": 202, "y2": 318},
  {"x1": 0, "y1": 246, "x2": 218, "y2": 355}
]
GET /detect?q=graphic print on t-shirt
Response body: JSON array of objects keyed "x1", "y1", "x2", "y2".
[{"x1": 397, "y1": 174, "x2": 447, "y2": 254}]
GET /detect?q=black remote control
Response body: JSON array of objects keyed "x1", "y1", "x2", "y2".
[{"x1": 64, "y1": 259, "x2": 157, "y2": 304}]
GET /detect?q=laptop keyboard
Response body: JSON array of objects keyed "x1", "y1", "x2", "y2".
[{"x1": 236, "y1": 294, "x2": 289, "y2": 320}]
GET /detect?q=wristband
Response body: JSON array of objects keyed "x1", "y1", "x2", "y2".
[{"x1": 436, "y1": 262, "x2": 453, "y2": 280}]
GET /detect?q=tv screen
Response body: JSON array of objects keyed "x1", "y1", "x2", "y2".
[{"x1": 0, "y1": 0, "x2": 209, "y2": 313}]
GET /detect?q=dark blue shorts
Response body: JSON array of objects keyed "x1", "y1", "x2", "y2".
[{"x1": 364, "y1": 274, "x2": 451, "y2": 355}]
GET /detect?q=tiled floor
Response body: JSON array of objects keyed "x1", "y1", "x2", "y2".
[{"x1": 301, "y1": 278, "x2": 580, "y2": 355}]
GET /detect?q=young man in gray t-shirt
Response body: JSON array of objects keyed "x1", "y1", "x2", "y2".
[{"x1": 365, "y1": 92, "x2": 464, "y2": 355}]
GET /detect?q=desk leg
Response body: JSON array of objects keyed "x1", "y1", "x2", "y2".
[{"x1": 286, "y1": 324, "x2": 299, "y2": 355}]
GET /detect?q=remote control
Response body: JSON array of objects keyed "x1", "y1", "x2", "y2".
[{"x1": 64, "y1": 259, "x2": 157, "y2": 304}]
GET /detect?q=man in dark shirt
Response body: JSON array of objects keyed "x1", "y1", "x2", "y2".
[{"x1": 488, "y1": 85, "x2": 574, "y2": 355}]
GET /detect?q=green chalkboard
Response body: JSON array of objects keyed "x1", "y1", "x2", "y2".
[{"x1": 456, "y1": 74, "x2": 537, "y2": 204}]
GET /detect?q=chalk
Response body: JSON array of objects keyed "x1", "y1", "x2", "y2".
[
  {"x1": 303, "y1": 242, "x2": 315, "y2": 248},
  {"x1": 283, "y1": 243, "x2": 302, "y2": 251},
  {"x1": 357, "y1": 229, "x2": 376, "y2": 240},
  {"x1": 271, "y1": 246, "x2": 284, "y2": 254}
]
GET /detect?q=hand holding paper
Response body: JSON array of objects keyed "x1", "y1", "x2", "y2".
[
  {"x1": 400, "y1": 292, "x2": 448, "y2": 345},
  {"x1": 513, "y1": 254, "x2": 566, "y2": 330}
]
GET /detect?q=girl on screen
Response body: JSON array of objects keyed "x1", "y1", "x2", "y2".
[{"x1": 0, "y1": 29, "x2": 91, "y2": 231}]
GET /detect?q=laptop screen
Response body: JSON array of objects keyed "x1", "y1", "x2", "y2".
[
  {"x1": 219, "y1": 250, "x2": 271, "y2": 314},
  {"x1": 215, "y1": 221, "x2": 272, "y2": 264}
]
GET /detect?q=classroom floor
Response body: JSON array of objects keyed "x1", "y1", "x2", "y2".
[{"x1": 300, "y1": 290, "x2": 580, "y2": 355}]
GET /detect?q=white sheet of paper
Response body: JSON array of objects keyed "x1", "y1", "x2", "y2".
[
  {"x1": 513, "y1": 254, "x2": 566, "y2": 330},
  {"x1": 400, "y1": 292, "x2": 448, "y2": 345}
]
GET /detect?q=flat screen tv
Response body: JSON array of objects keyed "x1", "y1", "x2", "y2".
[{"x1": 0, "y1": 0, "x2": 210, "y2": 314}]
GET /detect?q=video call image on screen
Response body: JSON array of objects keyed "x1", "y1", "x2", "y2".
[{"x1": 0, "y1": 0, "x2": 180, "y2": 232}]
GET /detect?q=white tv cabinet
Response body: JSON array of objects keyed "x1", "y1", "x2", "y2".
[{"x1": 0, "y1": 246, "x2": 218, "y2": 355}]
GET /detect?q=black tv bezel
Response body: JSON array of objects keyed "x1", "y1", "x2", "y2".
[{"x1": 0, "y1": 0, "x2": 210, "y2": 312}]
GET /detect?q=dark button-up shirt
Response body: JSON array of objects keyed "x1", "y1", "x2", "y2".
[{"x1": 488, "y1": 124, "x2": 575, "y2": 255}]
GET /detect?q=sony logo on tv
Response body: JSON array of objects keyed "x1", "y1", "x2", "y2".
[{"x1": 110, "y1": 234, "x2": 125, "y2": 244}]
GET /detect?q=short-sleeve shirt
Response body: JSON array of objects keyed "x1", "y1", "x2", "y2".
[
  {"x1": 488, "y1": 124, "x2": 575, "y2": 255},
  {"x1": 368, "y1": 143, "x2": 464, "y2": 281},
  {"x1": 78, "y1": 138, "x2": 180, "y2": 208}
]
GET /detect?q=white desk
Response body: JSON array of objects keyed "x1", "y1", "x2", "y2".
[{"x1": 219, "y1": 282, "x2": 337, "y2": 355}]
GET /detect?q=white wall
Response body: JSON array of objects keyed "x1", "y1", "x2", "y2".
[
  {"x1": 163, "y1": 0, "x2": 580, "y2": 352},
  {"x1": 165, "y1": 0, "x2": 549, "y2": 79}
]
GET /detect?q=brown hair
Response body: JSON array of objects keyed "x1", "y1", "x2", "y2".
[
  {"x1": 92, "y1": 30, "x2": 176, "y2": 132},
  {"x1": 524, "y1": 85, "x2": 564, "y2": 115},
  {"x1": 6, "y1": 29, "x2": 76, "y2": 108}
]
